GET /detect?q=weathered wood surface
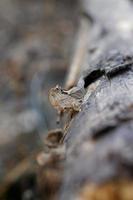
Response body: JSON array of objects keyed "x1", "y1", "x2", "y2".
[{"x1": 60, "y1": 0, "x2": 133, "y2": 199}]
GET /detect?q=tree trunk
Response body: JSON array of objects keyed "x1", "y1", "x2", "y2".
[{"x1": 60, "y1": 0, "x2": 133, "y2": 199}]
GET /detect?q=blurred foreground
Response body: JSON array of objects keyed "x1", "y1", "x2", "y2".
[{"x1": 0, "y1": 0, "x2": 78, "y2": 199}]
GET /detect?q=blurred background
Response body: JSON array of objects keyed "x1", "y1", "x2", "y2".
[{"x1": 0, "y1": 0, "x2": 79, "y2": 199}]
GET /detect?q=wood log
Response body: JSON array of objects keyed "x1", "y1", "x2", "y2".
[{"x1": 60, "y1": 0, "x2": 133, "y2": 199}]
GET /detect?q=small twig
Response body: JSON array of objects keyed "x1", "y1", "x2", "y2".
[{"x1": 65, "y1": 18, "x2": 90, "y2": 89}]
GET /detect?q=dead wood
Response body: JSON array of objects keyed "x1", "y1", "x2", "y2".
[{"x1": 59, "y1": 0, "x2": 133, "y2": 199}]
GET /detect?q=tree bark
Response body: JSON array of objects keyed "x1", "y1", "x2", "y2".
[{"x1": 60, "y1": 0, "x2": 133, "y2": 199}]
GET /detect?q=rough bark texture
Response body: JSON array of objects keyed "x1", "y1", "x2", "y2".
[{"x1": 60, "y1": 0, "x2": 133, "y2": 199}]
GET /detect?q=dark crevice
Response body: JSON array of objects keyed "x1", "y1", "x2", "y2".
[
  {"x1": 84, "y1": 69, "x2": 104, "y2": 88},
  {"x1": 106, "y1": 64, "x2": 132, "y2": 78},
  {"x1": 91, "y1": 113, "x2": 133, "y2": 140},
  {"x1": 84, "y1": 64, "x2": 132, "y2": 88},
  {"x1": 92, "y1": 125, "x2": 116, "y2": 140}
]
